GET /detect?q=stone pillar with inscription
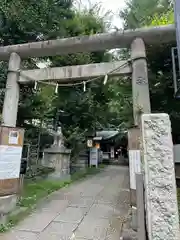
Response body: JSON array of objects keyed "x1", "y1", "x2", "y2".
[
  {"x1": 141, "y1": 114, "x2": 180, "y2": 240},
  {"x1": 2, "y1": 53, "x2": 21, "y2": 127},
  {"x1": 131, "y1": 38, "x2": 151, "y2": 126}
]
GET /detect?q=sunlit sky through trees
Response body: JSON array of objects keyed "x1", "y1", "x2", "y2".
[
  {"x1": 38, "y1": 0, "x2": 126, "y2": 68},
  {"x1": 75, "y1": 0, "x2": 126, "y2": 29}
]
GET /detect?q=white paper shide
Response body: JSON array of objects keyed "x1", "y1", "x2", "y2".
[{"x1": 8, "y1": 131, "x2": 19, "y2": 145}]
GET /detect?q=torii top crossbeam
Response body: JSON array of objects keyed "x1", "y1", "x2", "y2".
[{"x1": 0, "y1": 24, "x2": 176, "y2": 60}]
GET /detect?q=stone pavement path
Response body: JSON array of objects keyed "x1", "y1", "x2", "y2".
[{"x1": 1, "y1": 166, "x2": 131, "y2": 240}]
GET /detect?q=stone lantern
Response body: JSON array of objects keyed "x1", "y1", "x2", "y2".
[{"x1": 42, "y1": 127, "x2": 71, "y2": 180}]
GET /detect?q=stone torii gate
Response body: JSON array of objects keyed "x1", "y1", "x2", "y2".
[
  {"x1": 0, "y1": 24, "x2": 180, "y2": 239},
  {"x1": 1, "y1": 24, "x2": 175, "y2": 127}
]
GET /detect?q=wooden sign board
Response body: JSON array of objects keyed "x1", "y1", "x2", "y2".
[
  {"x1": 128, "y1": 127, "x2": 141, "y2": 206},
  {"x1": 0, "y1": 126, "x2": 24, "y2": 196},
  {"x1": 129, "y1": 150, "x2": 141, "y2": 189}
]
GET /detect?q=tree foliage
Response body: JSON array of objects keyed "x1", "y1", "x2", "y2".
[
  {"x1": 0, "y1": 0, "x2": 75, "y2": 128},
  {"x1": 1, "y1": 0, "x2": 176, "y2": 156},
  {"x1": 151, "y1": 9, "x2": 174, "y2": 26},
  {"x1": 49, "y1": 7, "x2": 113, "y2": 153},
  {"x1": 120, "y1": 0, "x2": 180, "y2": 141},
  {"x1": 0, "y1": 1, "x2": 124, "y2": 155},
  {"x1": 120, "y1": 0, "x2": 172, "y2": 29}
]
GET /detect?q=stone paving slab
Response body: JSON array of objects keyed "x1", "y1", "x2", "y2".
[
  {"x1": 39, "y1": 233, "x2": 72, "y2": 240},
  {"x1": 54, "y1": 206, "x2": 87, "y2": 223},
  {"x1": 94, "y1": 194, "x2": 119, "y2": 206},
  {"x1": 105, "y1": 217, "x2": 124, "y2": 240},
  {"x1": 15, "y1": 211, "x2": 59, "y2": 232},
  {"x1": 36, "y1": 199, "x2": 69, "y2": 214},
  {"x1": 46, "y1": 192, "x2": 73, "y2": 201},
  {"x1": 0, "y1": 230, "x2": 39, "y2": 240},
  {"x1": 40, "y1": 221, "x2": 78, "y2": 237},
  {"x1": 74, "y1": 185, "x2": 104, "y2": 198},
  {"x1": 74, "y1": 215, "x2": 110, "y2": 239},
  {"x1": 68, "y1": 196, "x2": 94, "y2": 208},
  {"x1": 1, "y1": 166, "x2": 131, "y2": 240},
  {"x1": 87, "y1": 203, "x2": 121, "y2": 219}
]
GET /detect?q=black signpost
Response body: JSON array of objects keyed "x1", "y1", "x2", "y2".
[
  {"x1": 174, "y1": 0, "x2": 180, "y2": 98},
  {"x1": 175, "y1": 0, "x2": 180, "y2": 71}
]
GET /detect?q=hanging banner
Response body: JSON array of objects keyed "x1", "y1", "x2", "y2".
[{"x1": 110, "y1": 147, "x2": 114, "y2": 159}]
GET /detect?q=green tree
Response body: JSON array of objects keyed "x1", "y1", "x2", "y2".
[
  {"x1": 0, "y1": 2, "x2": 116, "y2": 156},
  {"x1": 50, "y1": 6, "x2": 112, "y2": 154},
  {"x1": 120, "y1": 0, "x2": 180, "y2": 140},
  {"x1": 120, "y1": 0, "x2": 172, "y2": 29},
  {"x1": 151, "y1": 9, "x2": 174, "y2": 26},
  {"x1": 106, "y1": 77, "x2": 133, "y2": 130},
  {"x1": 0, "y1": 0, "x2": 75, "y2": 129}
]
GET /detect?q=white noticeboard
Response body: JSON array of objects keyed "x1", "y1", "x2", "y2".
[
  {"x1": 90, "y1": 148, "x2": 98, "y2": 167},
  {"x1": 0, "y1": 145, "x2": 23, "y2": 180},
  {"x1": 129, "y1": 150, "x2": 141, "y2": 190}
]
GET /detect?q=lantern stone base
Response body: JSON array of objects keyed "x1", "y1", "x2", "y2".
[
  {"x1": 0, "y1": 194, "x2": 17, "y2": 224},
  {"x1": 42, "y1": 146, "x2": 71, "y2": 181}
]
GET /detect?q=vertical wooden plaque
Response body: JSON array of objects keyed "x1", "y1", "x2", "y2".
[{"x1": 128, "y1": 127, "x2": 140, "y2": 206}]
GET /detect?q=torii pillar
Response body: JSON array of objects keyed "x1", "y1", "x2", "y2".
[
  {"x1": 2, "y1": 52, "x2": 21, "y2": 126},
  {"x1": 128, "y1": 38, "x2": 151, "y2": 206},
  {"x1": 129, "y1": 38, "x2": 180, "y2": 240},
  {"x1": 131, "y1": 38, "x2": 151, "y2": 126},
  {"x1": 0, "y1": 52, "x2": 21, "y2": 219},
  {"x1": 128, "y1": 38, "x2": 150, "y2": 235}
]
